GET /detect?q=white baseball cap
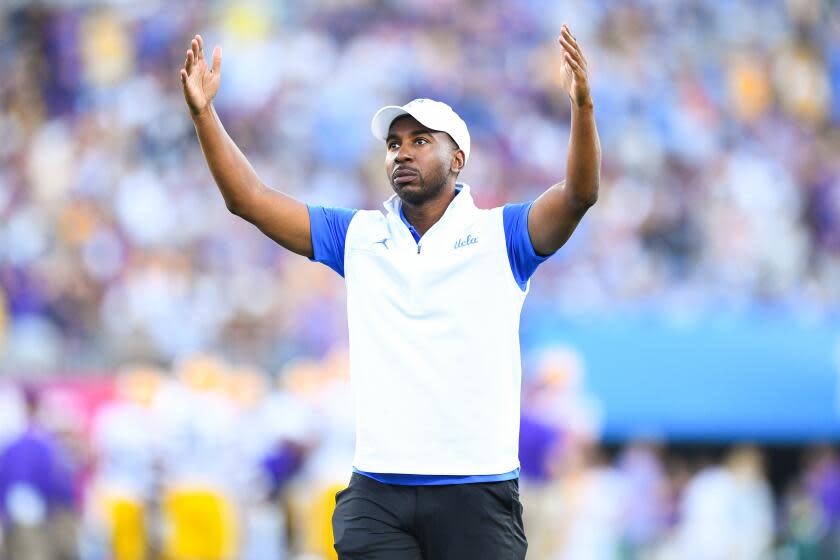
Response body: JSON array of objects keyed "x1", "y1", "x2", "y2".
[{"x1": 371, "y1": 98, "x2": 471, "y2": 163}]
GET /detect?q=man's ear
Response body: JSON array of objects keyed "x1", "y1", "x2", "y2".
[{"x1": 450, "y1": 149, "x2": 465, "y2": 174}]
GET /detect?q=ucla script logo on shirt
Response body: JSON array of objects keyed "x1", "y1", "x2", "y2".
[{"x1": 454, "y1": 234, "x2": 478, "y2": 249}]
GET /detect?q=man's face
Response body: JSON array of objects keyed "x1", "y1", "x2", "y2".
[{"x1": 385, "y1": 115, "x2": 460, "y2": 205}]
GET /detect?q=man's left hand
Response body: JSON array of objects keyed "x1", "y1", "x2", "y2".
[{"x1": 557, "y1": 24, "x2": 591, "y2": 108}]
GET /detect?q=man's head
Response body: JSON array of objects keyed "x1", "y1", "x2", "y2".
[{"x1": 371, "y1": 99, "x2": 470, "y2": 205}]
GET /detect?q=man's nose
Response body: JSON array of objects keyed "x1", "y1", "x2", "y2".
[{"x1": 395, "y1": 143, "x2": 414, "y2": 162}]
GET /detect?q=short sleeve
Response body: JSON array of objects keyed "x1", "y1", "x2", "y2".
[
  {"x1": 307, "y1": 205, "x2": 358, "y2": 277},
  {"x1": 503, "y1": 202, "x2": 554, "y2": 291}
]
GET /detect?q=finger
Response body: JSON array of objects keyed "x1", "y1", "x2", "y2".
[
  {"x1": 559, "y1": 28, "x2": 580, "y2": 52},
  {"x1": 561, "y1": 25, "x2": 576, "y2": 41},
  {"x1": 561, "y1": 23, "x2": 578, "y2": 42},
  {"x1": 562, "y1": 38, "x2": 586, "y2": 69},
  {"x1": 561, "y1": 26, "x2": 586, "y2": 61},
  {"x1": 191, "y1": 38, "x2": 200, "y2": 61},
  {"x1": 180, "y1": 68, "x2": 188, "y2": 84},
  {"x1": 184, "y1": 49, "x2": 194, "y2": 72},
  {"x1": 211, "y1": 46, "x2": 222, "y2": 74},
  {"x1": 196, "y1": 34, "x2": 205, "y2": 61},
  {"x1": 559, "y1": 36, "x2": 580, "y2": 57},
  {"x1": 564, "y1": 52, "x2": 584, "y2": 77},
  {"x1": 559, "y1": 36, "x2": 585, "y2": 68}
]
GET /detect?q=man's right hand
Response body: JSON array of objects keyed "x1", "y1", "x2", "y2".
[{"x1": 180, "y1": 34, "x2": 221, "y2": 117}]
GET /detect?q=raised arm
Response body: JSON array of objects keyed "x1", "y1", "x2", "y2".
[
  {"x1": 527, "y1": 24, "x2": 601, "y2": 256},
  {"x1": 180, "y1": 34, "x2": 313, "y2": 257}
]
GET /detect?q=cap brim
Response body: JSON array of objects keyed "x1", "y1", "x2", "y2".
[{"x1": 370, "y1": 106, "x2": 410, "y2": 141}]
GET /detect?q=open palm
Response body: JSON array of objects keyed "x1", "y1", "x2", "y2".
[
  {"x1": 180, "y1": 34, "x2": 222, "y2": 117},
  {"x1": 557, "y1": 24, "x2": 591, "y2": 107}
]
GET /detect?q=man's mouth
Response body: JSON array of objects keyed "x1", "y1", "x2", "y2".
[{"x1": 393, "y1": 168, "x2": 419, "y2": 185}]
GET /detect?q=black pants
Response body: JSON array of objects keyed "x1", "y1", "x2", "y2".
[{"x1": 332, "y1": 472, "x2": 528, "y2": 559}]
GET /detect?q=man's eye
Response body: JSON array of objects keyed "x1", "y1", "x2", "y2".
[
  {"x1": 415, "y1": 138, "x2": 428, "y2": 145},
  {"x1": 388, "y1": 142, "x2": 399, "y2": 149}
]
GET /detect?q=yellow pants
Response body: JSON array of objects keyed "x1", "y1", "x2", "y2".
[
  {"x1": 162, "y1": 487, "x2": 237, "y2": 560},
  {"x1": 107, "y1": 497, "x2": 146, "y2": 560},
  {"x1": 302, "y1": 482, "x2": 346, "y2": 560}
]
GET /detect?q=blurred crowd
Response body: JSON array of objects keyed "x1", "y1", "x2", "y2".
[
  {"x1": 0, "y1": 0, "x2": 839, "y2": 555},
  {"x1": 0, "y1": 349, "x2": 838, "y2": 559},
  {"x1": 0, "y1": 352, "x2": 354, "y2": 559},
  {"x1": 1, "y1": 0, "x2": 839, "y2": 372}
]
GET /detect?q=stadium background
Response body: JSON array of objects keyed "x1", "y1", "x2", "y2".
[{"x1": 0, "y1": 0, "x2": 839, "y2": 558}]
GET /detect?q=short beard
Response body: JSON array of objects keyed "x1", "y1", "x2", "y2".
[{"x1": 391, "y1": 165, "x2": 449, "y2": 206}]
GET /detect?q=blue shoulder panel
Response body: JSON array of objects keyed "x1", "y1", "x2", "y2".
[
  {"x1": 503, "y1": 201, "x2": 553, "y2": 290},
  {"x1": 307, "y1": 205, "x2": 359, "y2": 277}
]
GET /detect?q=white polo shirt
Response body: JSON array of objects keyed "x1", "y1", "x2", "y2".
[{"x1": 308, "y1": 183, "x2": 552, "y2": 482}]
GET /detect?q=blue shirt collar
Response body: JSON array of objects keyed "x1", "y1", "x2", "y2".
[{"x1": 398, "y1": 206, "x2": 421, "y2": 243}]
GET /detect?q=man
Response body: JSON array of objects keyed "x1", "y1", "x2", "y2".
[
  {"x1": 0, "y1": 386, "x2": 78, "y2": 560},
  {"x1": 180, "y1": 23, "x2": 599, "y2": 559}
]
